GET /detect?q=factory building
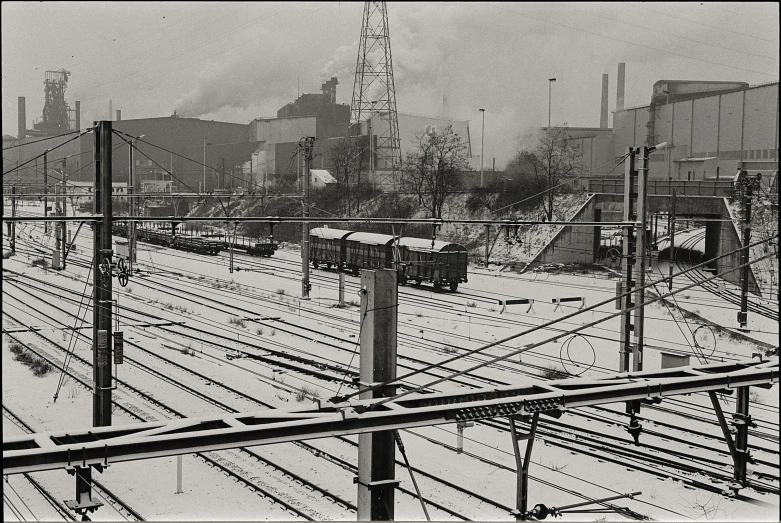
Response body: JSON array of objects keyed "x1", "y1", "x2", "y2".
[
  {"x1": 613, "y1": 80, "x2": 778, "y2": 181},
  {"x1": 75, "y1": 115, "x2": 258, "y2": 194},
  {"x1": 551, "y1": 64, "x2": 779, "y2": 187}
]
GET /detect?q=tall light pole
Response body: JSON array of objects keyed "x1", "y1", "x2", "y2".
[
  {"x1": 548, "y1": 78, "x2": 556, "y2": 129},
  {"x1": 203, "y1": 138, "x2": 206, "y2": 193},
  {"x1": 479, "y1": 108, "x2": 485, "y2": 188}
]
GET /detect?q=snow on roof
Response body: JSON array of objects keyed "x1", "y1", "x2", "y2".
[
  {"x1": 311, "y1": 169, "x2": 336, "y2": 184},
  {"x1": 310, "y1": 227, "x2": 353, "y2": 240},
  {"x1": 345, "y1": 231, "x2": 396, "y2": 245},
  {"x1": 397, "y1": 236, "x2": 466, "y2": 252}
]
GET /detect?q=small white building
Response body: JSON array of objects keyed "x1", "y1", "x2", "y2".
[{"x1": 310, "y1": 169, "x2": 336, "y2": 189}]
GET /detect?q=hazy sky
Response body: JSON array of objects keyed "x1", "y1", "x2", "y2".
[{"x1": 2, "y1": 2, "x2": 778, "y2": 167}]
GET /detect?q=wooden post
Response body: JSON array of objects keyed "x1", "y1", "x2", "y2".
[{"x1": 357, "y1": 269, "x2": 398, "y2": 521}]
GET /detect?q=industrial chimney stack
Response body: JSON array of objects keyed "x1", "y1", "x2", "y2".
[
  {"x1": 116, "y1": 110, "x2": 122, "y2": 121},
  {"x1": 18, "y1": 97, "x2": 26, "y2": 139},
  {"x1": 75, "y1": 101, "x2": 81, "y2": 130},
  {"x1": 600, "y1": 74, "x2": 609, "y2": 128},
  {"x1": 616, "y1": 63, "x2": 626, "y2": 111}
]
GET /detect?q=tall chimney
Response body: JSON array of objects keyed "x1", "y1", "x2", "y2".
[
  {"x1": 116, "y1": 110, "x2": 122, "y2": 121},
  {"x1": 18, "y1": 97, "x2": 26, "y2": 139},
  {"x1": 109, "y1": 99, "x2": 113, "y2": 120},
  {"x1": 75, "y1": 101, "x2": 81, "y2": 130},
  {"x1": 600, "y1": 74, "x2": 609, "y2": 129},
  {"x1": 616, "y1": 63, "x2": 626, "y2": 111}
]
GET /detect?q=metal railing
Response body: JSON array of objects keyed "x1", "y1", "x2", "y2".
[{"x1": 588, "y1": 178, "x2": 734, "y2": 197}]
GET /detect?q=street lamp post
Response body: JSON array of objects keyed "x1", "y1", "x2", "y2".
[
  {"x1": 479, "y1": 109, "x2": 485, "y2": 188},
  {"x1": 548, "y1": 78, "x2": 556, "y2": 129},
  {"x1": 203, "y1": 138, "x2": 206, "y2": 193}
]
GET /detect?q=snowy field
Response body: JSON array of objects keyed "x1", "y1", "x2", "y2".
[{"x1": 2, "y1": 201, "x2": 779, "y2": 521}]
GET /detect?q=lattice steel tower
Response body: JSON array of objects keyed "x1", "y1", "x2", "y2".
[
  {"x1": 31, "y1": 69, "x2": 75, "y2": 136},
  {"x1": 351, "y1": 1, "x2": 402, "y2": 190}
]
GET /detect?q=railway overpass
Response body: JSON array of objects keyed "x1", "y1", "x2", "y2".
[{"x1": 528, "y1": 179, "x2": 762, "y2": 295}]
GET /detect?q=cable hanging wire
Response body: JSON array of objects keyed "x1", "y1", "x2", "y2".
[
  {"x1": 2, "y1": 129, "x2": 94, "y2": 178},
  {"x1": 2, "y1": 129, "x2": 85, "y2": 151},
  {"x1": 333, "y1": 232, "x2": 778, "y2": 407},
  {"x1": 365, "y1": 248, "x2": 777, "y2": 412},
  {"x1": 112, "y1": 128, "x2": 277, "y2": 196}
]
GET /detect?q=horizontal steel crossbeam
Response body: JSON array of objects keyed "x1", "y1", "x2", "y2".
[
  {"x1": 0, "y1": 215, "x2": 635, "y2": 227},
  {"x1": 3, "y1": 357, "x2": 777, "y2": 475}
]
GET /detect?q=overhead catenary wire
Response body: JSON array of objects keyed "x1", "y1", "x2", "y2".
[
  {"x1": 341, "y1": 233, "x2": 778, "y2": 408},
  {"x1": 2, "y1": 129, "x2": 94, "y2": 178}
]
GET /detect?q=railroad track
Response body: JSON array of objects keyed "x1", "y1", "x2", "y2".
[
  {"x1": 4, "y1": 218, "x2": 772, "y2": 520},
  {"x1": 673, "y1": 230, "x2": 778, "y2": 322},
  {"x1": 4, "y1": 266, "x2": 772, "y2": 516},
  {"x1": 1, "y1": 317, "x2": 360, "y2": 520}
]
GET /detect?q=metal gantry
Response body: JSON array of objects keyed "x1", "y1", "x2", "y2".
[{"x1": 3, "y1": 357, "x2": 776, "y2": 477}]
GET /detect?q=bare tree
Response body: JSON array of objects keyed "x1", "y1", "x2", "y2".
[
  {"x1": 328, "y1": 137, "x2": 372, "y2": 214},
  {"x1": 517, "y1": 126, "x2": 582, "y2": 221},
  {"x1": 401, "y1": 125, "x2": 469, "y2": 219}
]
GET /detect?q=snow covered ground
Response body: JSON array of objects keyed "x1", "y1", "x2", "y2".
[{"x1": 3, "y1": 201, "x2": 779, "y2": 521}]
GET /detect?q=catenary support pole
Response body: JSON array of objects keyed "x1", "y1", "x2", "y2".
[
  {"x1": 668, "y1": 189, "x2": 676, "y2": 290},
  {"x1": 633, "y1": 146, "x2": 649, "y2": 372},
  {"x1": 61, "y1": 158, "x2": 67, "y2": 269},
  {"x1": 732, "y1": 386, "x2": 753, "y2": 491},
  {"x1": 300, "y1": 137, "x2": 314, "y2": 299},
  {"x1": 509, "y1": 413, "x2": 540, "y2": 520},
  {"x1": 484, "y1": 224, "x2": 490, "y2": 268},
  {"x1": 618, "y1": 147, "x2": 637, "y2": 373},
  {"x1": 93, "y1": 120, "x2": 114, "y2": 427},
  {"x1": 44, "y1": 151, "x2": 48, "y2": 234},
  {"x1": 11, "y1": 186, "x2": 16, "y2": 253},
  {"x1": 357, "y1": 269, "x2": 398, "y2": 521},
  {"x1": 738, "y1": 175, "x2": 755, "y2": 329}
]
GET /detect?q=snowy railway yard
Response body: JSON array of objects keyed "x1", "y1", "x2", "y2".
[{"x1": 2, "y1": 206, "x2": 779, "y2": 522}]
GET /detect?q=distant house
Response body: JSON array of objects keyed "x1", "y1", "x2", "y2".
[{"x1": 310, "y1": 169, "x2": 336, "y2": 189}]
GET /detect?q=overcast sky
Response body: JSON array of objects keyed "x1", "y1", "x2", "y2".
[{"x1": 2, "y1": 2, "x2": 778, "y2": 168}]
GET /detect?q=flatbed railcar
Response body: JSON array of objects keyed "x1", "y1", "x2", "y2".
[
  {"x1": 111, "y1": 222, "x2": 223, "y2": 255},
  {"x1": 309, "y1": 227, "x2": 468, "y2": 291}
]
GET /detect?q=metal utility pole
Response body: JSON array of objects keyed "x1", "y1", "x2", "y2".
[
  {"x1": 618, "y1": 147, "x2": 637, "y2": 374},
  {"x1": 357, "y1": 269, "x2": 398, "y2": 521},
  {"x1": 93, "y1": 120, "x2": 114, "y2": 427},
  {"x1": 738, "y1": 173, "x2": 757, "y2": 329},
  {"x1": 44, "y1": 151, "x2": 48, "y2": 234},
  {"x1": 128, "y1": 141, "x2": 135, "y2": 269},
  {"x1": 300, "y1": 137, "x2": 315, "y2": 300},
  {"x1": 10, "y1": 186, "x2": 16, "y2": 253},
  {"x1": 479, "y1": 108, "x2": 485, "y2": 188},
  {"x1": 66, "y1": 121, "x2": 114, "y2": 519},
  {"x1": 633, "y1": 146, "x2": 650, "y2": 372},
  {"x1": 667, "y1": 189, "x2": 676, "y2": 289},
  {"x1": 202, "y1": 138, "x2": 206, "y2": 193},
  {"x1": 60, "y1": 159, "x2": 67, "y2": 270},
  {"x1": 484, "y1": 224, "x2": 490, "y2": 268}
]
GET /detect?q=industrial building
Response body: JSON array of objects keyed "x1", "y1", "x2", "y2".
[{"x1": 553, "y1": 64, "x2": 779, "y2": 185}]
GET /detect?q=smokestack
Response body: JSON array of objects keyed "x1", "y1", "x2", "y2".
[
  {"x1": 600, "y1": 74, "x2": 609, "y2": 128},
  {"x1": 18, "y1": 97, "x2": 26, "y2": 140},
  {"x1": 109, "y1": 99, "x2": 113, "y2": 121},
  {"x1": 116, "y1": 110, "x2": 122, "y2": 121},
  {"x1": 75, "y1": 101, "x2": 81, "y2": 130},
  {"x1": 616, "y1": 63, "x2": 626, "y2": 111}
]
